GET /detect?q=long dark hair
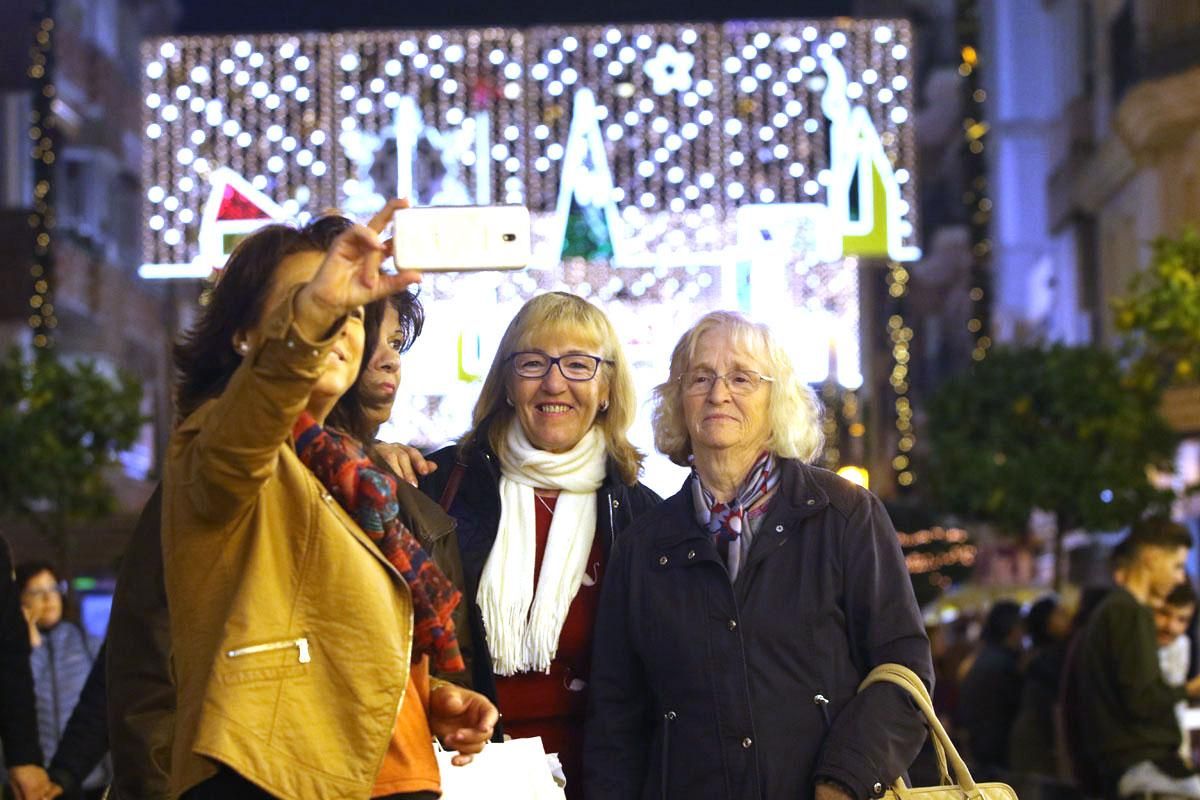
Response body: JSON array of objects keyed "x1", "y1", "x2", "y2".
[
  {"x1": 173, "y1": 216, "x2": 353, "y2": 419},
  {"x1": 326, "y1": 290, "x2": 425, "y2": 444}
]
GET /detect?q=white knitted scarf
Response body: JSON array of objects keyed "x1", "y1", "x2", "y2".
[{"x1": 477, "y1": 423, "x2": 607, "y2": 675}]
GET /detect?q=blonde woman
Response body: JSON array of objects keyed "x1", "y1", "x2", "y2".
[
  {"x1": 420, "y1": 292, "x2": 660, "y2": 798},
  {"x1": 585, "y1": 311, "x2": 932, "y2": 800}
]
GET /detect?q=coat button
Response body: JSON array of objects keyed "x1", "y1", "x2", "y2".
[
  {"x1": 741, "y1": 737, "x2": 753, "y2": 748},
  {"x1": 658, "y1": 555, "x2": 669, "y2": 566},
  {"x1": 286, "y1": 339, "x2": 295, "y2": 348},
  {"x1": 727, "y1": 619, "x2": 737, "y2": 631},
  {"x1": 873, "y1": 783, "x2": 884, "y2": 795},
  {"x1": 806, "y1": 498, "x2": 816, "y2": 506},
  {"x1": 775, "y1": 524, "x2": 784, "y2": 533},
  {"x1": 687, "y1": 550, "x2": 696, "y2": 559},
  {"x1": 611, "y1": 498, "x2": 620, "y2": 509}
]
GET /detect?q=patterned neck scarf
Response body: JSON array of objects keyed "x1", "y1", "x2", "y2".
[
  {"x1": 293, "y1": 411, "x2": 465, "y2": 673},
  {"x1": 691, "y1": 452, "x2": 780, "y2": 543}
]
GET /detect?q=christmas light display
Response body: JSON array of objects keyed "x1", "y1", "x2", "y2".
[{"x1": 140, "y1": 20, "x2": 919, "y2": 491}]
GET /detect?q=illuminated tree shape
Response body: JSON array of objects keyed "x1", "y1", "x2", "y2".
[
  {"x1": 820, "y1": 54, "x2": 920, "y2": 261},
  {"x1": 541, "y1": 88, "x2": 627, "y2": 268}
]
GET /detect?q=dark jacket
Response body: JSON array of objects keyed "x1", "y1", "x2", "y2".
[
  {"x1": 1076, "y1": 586, "x2": 1186, "y2": 785},
  {"x1": 954, "y1": 642, "x2": 1021, "y2": 777},
  {"x1": 1006, "y1": 642, "x2": 1065, "y2": 777},
  {"x1": 419, "y1": 435, "x2": 662, "y2": 714},
  {"x1": 106, "y1": 484, "x2": 173, "y2": 800},
  {"x1": 0, "y1": 534, "x2": 42, "y2": 768},
  {"x1": 48, "y1": 640, "x2": 111, "y2": 799},
  {"x1": 584, "y1": 460, "x2": 932, "y2": 800}
]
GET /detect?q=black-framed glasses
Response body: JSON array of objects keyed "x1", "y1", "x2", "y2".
[
  {"x1": 680, "y1": 369, "x2": 774, "y2": 396},
  {"x1": 509, "y1": 351, "x2": 611, "y2": 381}
]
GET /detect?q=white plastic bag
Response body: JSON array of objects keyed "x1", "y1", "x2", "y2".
[{"x1": 436, "y1": 736, "x2": 567, "y2": 800}]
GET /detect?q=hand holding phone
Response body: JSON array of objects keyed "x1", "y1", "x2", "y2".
[{"x1": 391, "y1": 205, "x2": 531, "y2": 272}]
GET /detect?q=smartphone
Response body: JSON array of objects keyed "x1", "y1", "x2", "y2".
[{"x1": 391, "y1": 205, "x2": 531, "y2": 272}]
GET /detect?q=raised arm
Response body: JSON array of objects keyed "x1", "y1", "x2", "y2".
[{"x1": 176, "y1": 203, "x2": 422, "y2": 523}]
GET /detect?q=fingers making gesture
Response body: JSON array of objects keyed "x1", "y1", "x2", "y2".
[{"x1": 295, "y1": 199, "x2": 422, "y2": 342}]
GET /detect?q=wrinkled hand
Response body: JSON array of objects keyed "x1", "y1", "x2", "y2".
[
  {"x1": 296, "y1": 199, "x2": 422, "y2": 341},
  {"x1": 430, "y1": 684, "x2": 499, "y2": 766},
  {"x1": 376, "y1": 442, "x2": 438, "y2": 487},
  {"x1": 8, "y1": 765, "x2": 61, "y2": 800}
]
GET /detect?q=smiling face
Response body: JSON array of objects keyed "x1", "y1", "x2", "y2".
[
  {"x1": 681, "y1": 327, "x2": 772, "y2": 469},
  {"x1": 240, "y1": 250, "x2": 365, "y2": 423},
  {"x1": 508, "y1": 332, "x2": 609, "y2": 454},
  {"x1": 361, "y1": 302, "x2": 402, "y2": 428},
  {"x1": 1155, "y1": 600, "x2": 1195, "y2": 646}
]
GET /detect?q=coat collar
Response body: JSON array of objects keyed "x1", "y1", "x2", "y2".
[{"x1": 653, "y1": 458, "x2": 830, "y2": 548}]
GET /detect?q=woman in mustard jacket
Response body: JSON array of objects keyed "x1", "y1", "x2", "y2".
[{"x1": 162, "y1": 204, "x2": 496, "y2": 800}]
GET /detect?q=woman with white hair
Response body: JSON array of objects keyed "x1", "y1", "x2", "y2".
[{"x1": 584, "y1": 311, "x2": 932, "y2": 800}]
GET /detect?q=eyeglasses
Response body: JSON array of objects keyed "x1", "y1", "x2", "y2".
[
  {"x1": 680, "y1": 369, "x2": 774, "y2": 396},
  {"x1": 21, "y1": 581, "x2": 67, "y2": 600},
  {"x1": 508, "y1": 351, "x2": 611, "y2": 381}
]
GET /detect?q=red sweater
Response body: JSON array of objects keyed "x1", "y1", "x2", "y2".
[{"x1": 492, "y1": 494, "x2": 604, "y2": 800}]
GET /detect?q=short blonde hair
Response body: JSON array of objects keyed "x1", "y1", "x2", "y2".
[
  {"x1": 462, "y1": 292, "x2": 644, "y2": 485},
  {"x1": 652, "y1": 310, "x2": 823, "y2": 466}
]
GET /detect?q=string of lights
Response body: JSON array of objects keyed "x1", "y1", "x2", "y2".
[
  {"x1": 28, "y1": 0, "x2": 57, "y2": 349},
  {"x1": 958, "y1": 0, "x2": 991, "y2": 362},
  {"x1": 887, "y1": 261, "x2": 914, "y2": 488}
]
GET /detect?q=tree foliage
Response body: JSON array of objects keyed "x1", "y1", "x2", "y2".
[
  {"x1": 1113, "y1": 228, "x2": 1200, "y2": 388},
  {"x1": 925, "y1": 344, "x2": 1176, "y2": 537},
  {"x1": 0, "y1": 348, "x2": 144, "y2": 561}
]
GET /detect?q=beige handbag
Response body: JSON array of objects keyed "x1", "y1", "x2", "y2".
[{"x1": 858, "y1": 663, "x2": 1019, "y2": 800}]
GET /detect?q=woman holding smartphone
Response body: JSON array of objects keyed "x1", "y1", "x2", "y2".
[{"x1": 162, "y1": 203, "x2": 495, "y2": 800}]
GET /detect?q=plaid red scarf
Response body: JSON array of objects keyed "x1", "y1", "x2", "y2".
[{"x1": 293, "y1": 411, "x2": 465, "y2": 673}]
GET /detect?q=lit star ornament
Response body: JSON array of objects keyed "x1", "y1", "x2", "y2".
[{"x1": 643, "y1": 44, "x2": 694, "y2": 95}]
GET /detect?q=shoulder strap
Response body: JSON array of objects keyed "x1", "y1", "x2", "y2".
[{"x1": 438, "y1": 460, "x2": 468, "y2": 512}]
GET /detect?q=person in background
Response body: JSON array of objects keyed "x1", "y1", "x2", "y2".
[
  {"x1": 0, "y1": 537, "x2": 58, "y2": 800},
  {"x1": 1007, "y1": 595, "x2": 1071, "y2": 800},
  {"x1": 1156, "y1": 580, "x2": 1197, "y2": 766},
  {"x1": 419, "y1": 292, "x2": 660, "y2": 798},
  {"x1": 954, "y1": 600, "x2": 1024, "y2": 782},
  {"x1": 44, "y1": 639, "x2": 109, "y2": 800},
  {"x1": 584, "y1": 310, "x2": 931, "y2": 800},
  {"x1": 1076, "y1": 519, "x2": 1200, "y2": 798},
  {"x1": 16, "y1": 562, "x2": 110, "y2": 799}
]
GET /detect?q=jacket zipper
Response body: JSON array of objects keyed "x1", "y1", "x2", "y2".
[
  {"x1": 226, "y1": 637, "x2": 311, "y2": 664},
  {"x1": 661, "y1": 710, "x2": 677, "y2": 800},
  {"x1": 607, "y1": 489, "x2": 617, "y2": 548},
  {"x1": 813, "y1": 693, "x2": 831, "y2": 729}
]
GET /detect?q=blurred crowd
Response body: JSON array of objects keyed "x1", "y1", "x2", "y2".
[{"x1": 922, "y1": 519, "x2": 1200, "y2": 800}]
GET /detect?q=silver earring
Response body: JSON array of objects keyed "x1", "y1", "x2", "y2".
[
  {"x1": 505, "y1": 396, "x2": 514, "y2": 407},
  {"x1": 238, "y1": 342, "x2": 249, "y2": 354},
  {"x1": 599, "y1": 401, "x2": 609, "y2": 412}
]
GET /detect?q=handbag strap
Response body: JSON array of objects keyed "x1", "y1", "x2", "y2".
[
  {"x1": 438, "y1": 460, "x2": 468, "y2": 512},
  {"x1": 858, "y1": 663, "x2": 982, "y2": 798}
]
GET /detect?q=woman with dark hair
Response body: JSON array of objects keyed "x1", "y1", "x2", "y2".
[
  {"x1": 955, "y1": 600, "x2": 1024, "y2": 782},
  {"x1": 17, "y1": 561, "x2": 110, "y2": 798},
  {"x1": 1009, "y1": 596, "x2": 1071, "y2": 800},
  {"x1": 162, "y1": 203, "x2": 495, "y2": 800}
]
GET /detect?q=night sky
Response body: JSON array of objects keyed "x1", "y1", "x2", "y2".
[{"x1": 176, "y1": 0, "x2": 854, "y2": 34}]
